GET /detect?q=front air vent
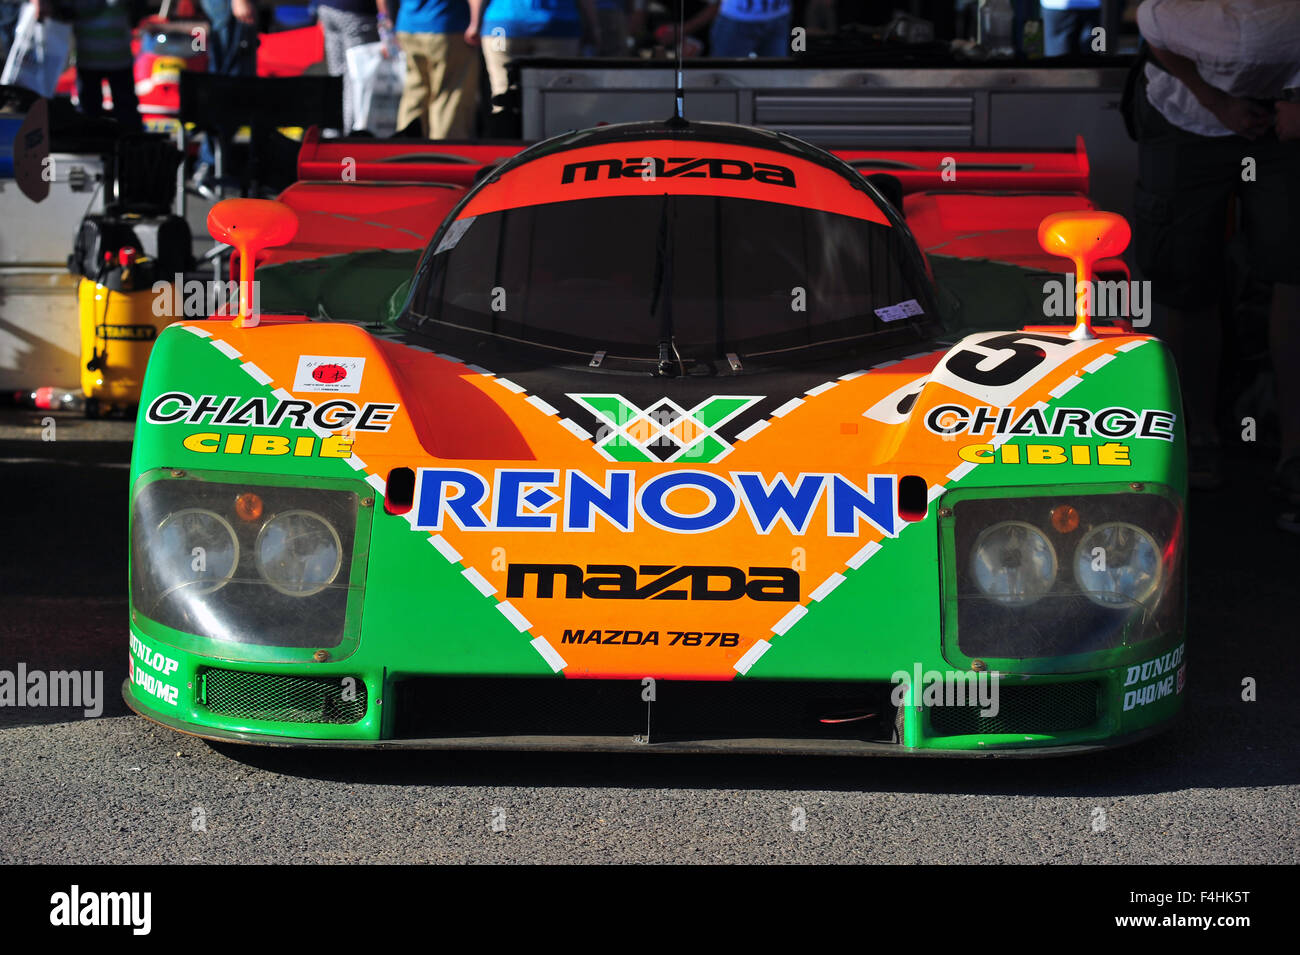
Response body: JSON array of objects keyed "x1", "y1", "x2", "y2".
[
  {"x1": 393, "y1": 677, "x2": 900, "y2": 744},
  {"x1": 927, "y1": 681, "x2": 1100, "y2": 736},
  {"x1": 197, "y1": 668, "x2": 367, "y2": 724}
]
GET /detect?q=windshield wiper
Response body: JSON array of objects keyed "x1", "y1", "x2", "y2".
[{"x1": 650, "y1": 192, "x2": 684, "y2": 378}]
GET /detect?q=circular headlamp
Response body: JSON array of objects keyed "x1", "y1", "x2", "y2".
[
  {"x1": 1073, "y1": 521, "x2": 1162, "y2": 608},
  {"x1": 255, "y1": 509, "x2": 343, "y2": 597},
  {"x1": 969, "y1": 520, "x2": 1057, "y2": 606},
  {"x1": 155, "y1": 507, "x2": 239, "y2": 595}
]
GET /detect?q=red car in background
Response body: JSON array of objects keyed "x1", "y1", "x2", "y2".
[{"x1": 56, "y1": 3, "x2": 324, "y2": 135}]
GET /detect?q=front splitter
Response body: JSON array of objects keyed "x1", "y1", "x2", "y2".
[{"x1": 123, "y1": 679, "x2": 1174, "y2": 758}]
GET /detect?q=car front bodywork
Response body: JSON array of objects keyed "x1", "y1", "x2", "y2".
[{"x1": 124, "y1": 122, "x2": 1187, "y2": 755}]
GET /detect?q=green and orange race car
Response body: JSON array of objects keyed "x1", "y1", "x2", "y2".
[{"x1": 123, "y1": 119, "x2": 1187, "y2": 755}]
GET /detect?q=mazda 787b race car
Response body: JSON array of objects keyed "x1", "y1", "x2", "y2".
[{"x1": 123, "y1": 119, "x2": 1187, "y2": 755}]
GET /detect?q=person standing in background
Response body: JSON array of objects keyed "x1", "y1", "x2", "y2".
[
  {"x1": 380, "y1": 0, "x2": 480, "y2": 138},
  {"x1": 709, "y1": 0, "x2": 792, "y2": 57},
  {"x1": 1134, "y1": 0, "x2": 1300, "y2": 518},
  {"x1": 317, "y1": 0, "x2": 380, "y2": 133},
  {"x1": 46, "y1": 0, "x2": 142, "y2": 130},
  {"x1": 653, "y1": 0, "x2": 714, "y2": 55},
  {"x1": 1039, "y1": 0, "x2": 1100, "y2": 55},
  {"x1": 200, "y1": 0, "x2": 258, "y2": 75},
  {"x1": 191, "y1": 0, "x2": 258, "y2": 195},
  {"x1": 666, "y1": 0, "x2": 791, "y2": 59},
  {"x1": 1, "y1": 0, "x2": 23, "y2": 67},
  {"x1": 480, "y1": 0, "x2": 598, "y2": 112},
  {"x1": 590, "y1": 0, "x2": 642, "y2": 56}
]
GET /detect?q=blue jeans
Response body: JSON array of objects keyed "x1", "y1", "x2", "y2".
[
  {"x1": 1042, "y1": 8, "x2": 1100, "y2": 56},
  {"x1": 0, "y1": 1, "x2": 22, "y2": 68},
  {"x1": 709, "y1": 14, "x2": 791, "y2": 58},
  {"x1": 198, "y1": 0, "x2": 259, "y2": 167},
  {"x1": 200, "y1": 0, "x2": 259, "y2": 76}
]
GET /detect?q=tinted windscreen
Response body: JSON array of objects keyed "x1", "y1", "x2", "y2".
[{"x1": 404, "y1": 194, "x2": 933, "y2": 364}]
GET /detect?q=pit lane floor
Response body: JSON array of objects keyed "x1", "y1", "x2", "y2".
[{"x1": 0, "y1": 409, "x2": 1296, "y2": 864}]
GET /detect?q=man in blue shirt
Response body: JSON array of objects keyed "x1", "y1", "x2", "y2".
[
  {"x1": 710, "y1": 0, "x2": 791, "y2": 58},
  {"x1": 663, "y1": 0, "x2": 790, "y2": 58},
  {"x1": 479, "y1": 0, "x2": 599, "y2": 112},
  {"x1": 379, "y1": 0, "x2": 481, "y2": 138}
]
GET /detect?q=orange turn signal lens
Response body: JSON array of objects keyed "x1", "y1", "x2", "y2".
[
  {"x1": 1050, "y1": 504, "x2": 1080, "y2": 534},
  {"x1": 234, "y1": 492, "x2": 264, "y2": 522}
]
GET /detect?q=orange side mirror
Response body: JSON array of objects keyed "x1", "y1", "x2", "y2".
[
  {"x1": 206, "y1": 199, "x2": 300, "y2": 328},
  {"x1": 1036, "y1": 211, "x2": 1131, "y2": 340}
]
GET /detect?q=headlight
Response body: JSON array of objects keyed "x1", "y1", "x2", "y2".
[
  {"x1": 155, "y1": 508, "x2": 239, "y2": 595},
  {"x1": 969, "y1": 520, "x2": 1057, "y2": 606},
  {"x1": 1073, "y1": 521, "x2": 1161, "y2": 608},
  {"x1": 255, "y1": 509, "x2": 343, "y2": 597},
  {"x1": 131, "y1": 472, "x2": 366, "y2": 660},
  {"x1": 946, "y1": 489, "x2": 1183, "y2": 673}
]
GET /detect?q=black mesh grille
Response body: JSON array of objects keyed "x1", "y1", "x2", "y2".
[
  {"x1": 927, "y1": 681, "x2": 1100, "y2": 736},
  {"x1": 198, "y1": 668, "x2": 367, "y2": 724},
  {"x1": 394, "y1": 677, "x2": 900, "y2": 744}
]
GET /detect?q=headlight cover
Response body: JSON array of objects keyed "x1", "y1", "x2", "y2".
[
  {"x1": 943, "y1": 487, "x2": 1183, "y2": 674},
  {"x1": 1072, "y1": 522, "x2": 1162, "y2": 608},
  {"x1": 131, "y1": 471, "x2": 370, "y2": 662}
]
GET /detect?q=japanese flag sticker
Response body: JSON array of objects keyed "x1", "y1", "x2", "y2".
[{"x1": 294, "y1": 355, "x2": 366, "y2": 394}]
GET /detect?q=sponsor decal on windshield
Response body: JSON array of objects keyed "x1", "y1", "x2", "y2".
[
  {"x1": 874, "y1": 298, "x2": 925, "y2": 322},
  {"x1": 434, "y1": 215, "x2": 476, "y2": 254}
]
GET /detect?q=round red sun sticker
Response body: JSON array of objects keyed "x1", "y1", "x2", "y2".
[{"x1": 312, "y1": 364, "x2": 348, "y2": 383}]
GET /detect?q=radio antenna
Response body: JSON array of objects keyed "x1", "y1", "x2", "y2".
[{"x1": 673, "y1": 0, "x2": 686, "y2": 122}]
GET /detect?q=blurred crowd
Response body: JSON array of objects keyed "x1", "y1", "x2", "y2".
[
  {"x1": 262, "y1": 0, "x2": 842, "y2": 140},
  {"x1": 1, "y1": 0, "x2": 1154, "y2": 142}
]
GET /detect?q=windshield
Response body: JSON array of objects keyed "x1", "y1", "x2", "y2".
[{"x1": 401, "y1": 185, "x2": 935, "y2": 369}]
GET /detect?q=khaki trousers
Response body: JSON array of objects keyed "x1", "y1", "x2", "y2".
[
  {"x1": 481, "y1": 35, "x2": 580, "y2": 111},
  {"x1": 396, "y1": 31, "x2": 480, "y2": 139}
]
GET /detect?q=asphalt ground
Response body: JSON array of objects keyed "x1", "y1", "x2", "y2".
[{"x1": 0, "y1": 408, "x2": 1297, "y2": 865}]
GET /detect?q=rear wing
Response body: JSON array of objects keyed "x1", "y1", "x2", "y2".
[
  {"x1": 297, "y1": 128, "x2": 1090, "y2": 195},
  {"x1": 297, "y1": 128, "x2": 526, "y2": 186},
  {"x1": 833, "y1": 136, "x2": 1090, "y2": 195}
]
